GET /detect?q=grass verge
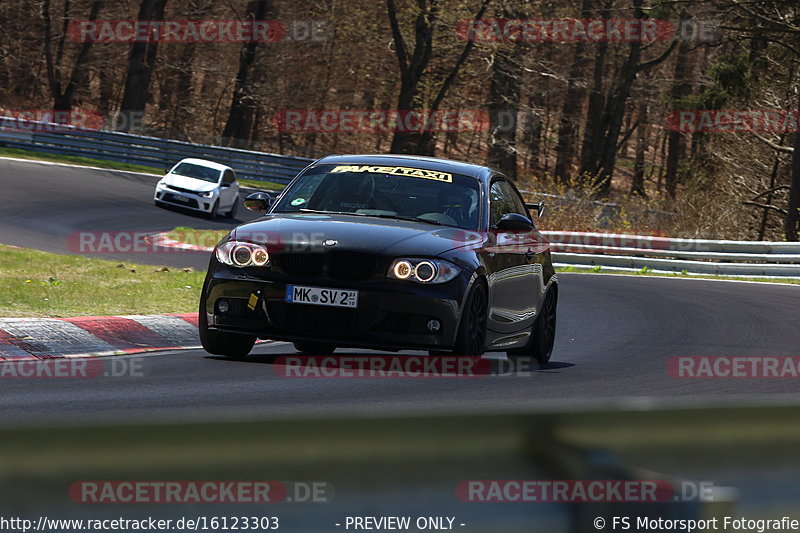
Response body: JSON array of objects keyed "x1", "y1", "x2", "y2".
[
  {"x1": 0, "y1": 146, "x2": 161, "y2": 174},
  {"x1": 0, "y1": 147, "x2": 288, "y2": 190},
  {"x1": 165, "y1": 227, "x2": 227, "y2": 250},
  {"x1": 0, "y1": 244, "x2": 205, "y2": 317},
  {"x1": 238, "y1": 177, "x2": 286, "y2": 191}
]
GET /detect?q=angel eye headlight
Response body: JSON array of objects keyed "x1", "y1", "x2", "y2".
[
  {"x1": 414, "y1": 261, "x2": 436, "y2": 282},
  {"x1": 393, "y1": 260, "x2": 413, "y2": 279},
  {"x1": 232, "y1": 245, "x2": 252, "y2": 266},
  {"x1": 387, "y1": 258, "x2": 460, "y2": 284},
  {"x1": 251, "y1": 248, "x2": 269, "y2": 266},
  {"x1": 215, "y1": 241, "x2": 270, "y2": 267}
]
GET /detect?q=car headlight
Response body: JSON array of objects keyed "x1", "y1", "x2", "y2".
[
  {"x1": 215, "y1": 241, "x2": 269, "y2": 267},
  {"x1": 387, "y1": 258, "x2": 460, "y2": 284},
  {"x1": 200, "y1": 190, "x2": 215, "y2": 198}
]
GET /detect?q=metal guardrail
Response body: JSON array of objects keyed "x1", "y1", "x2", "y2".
[
  {"x1": 0, "y1": 120, "x2": 313, "y2": 184},
  {"x1": 544, "y1": 231, "x2": 800, "y2": 277}
]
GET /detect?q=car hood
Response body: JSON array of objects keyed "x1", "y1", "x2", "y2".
[
  {"x1": 163, "y1": 173, "x2": 217, "y2": 192},
  {"x1": 229, "y1": 213, "x2": 485, "y2": 257}
]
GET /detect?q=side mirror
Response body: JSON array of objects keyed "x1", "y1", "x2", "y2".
[
  {"x1": 495, "y1": 213, "x2": 534, "y2": 231},
  {"x1": 525, "y1": 201, "x2": 545, "y2": 218},
  {"x1": 244, "y1": 192, "x2": 273, "y2": 213},
  {"x1": 220, "y1": 182, "x2": 230, "y2": 188}
]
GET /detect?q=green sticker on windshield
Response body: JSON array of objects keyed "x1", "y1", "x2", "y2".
[{"x1": 291, "y1": 198, "x2": 306, "y2": 206}]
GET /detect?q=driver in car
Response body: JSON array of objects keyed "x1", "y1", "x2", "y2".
[{"x1": 441, "y1": 188, "x2": 475, "y2": 227}]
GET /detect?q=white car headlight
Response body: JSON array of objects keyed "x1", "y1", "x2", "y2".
[
  {"x1": 387, "y1": 258, "x2": 460, "y2": 284},
  {"x1": 216, "y1": 241, "x2": 269, "y2": 267},
  {"x1": 200, "y1": 190, "x2": 215, "y2": 198}
]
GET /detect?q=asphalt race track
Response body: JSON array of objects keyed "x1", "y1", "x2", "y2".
[
  {"x1": 0, "y1": 158, "x2": 259, "y2": 269},
  {"x1": 1, "y1": 157, "x2": 800, "y2": 426}
]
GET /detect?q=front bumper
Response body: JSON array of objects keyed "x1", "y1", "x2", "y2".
[
  {"x1": 155, "y1": 188, "x2": 216, "y2": 212},
  {"x1": 202, "y1": 270, "x2": 468, "y2": 350}
]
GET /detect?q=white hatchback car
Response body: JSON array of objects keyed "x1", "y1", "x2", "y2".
[{"x1": 154, "y1": 158, "x2": 240, "y2": 218}]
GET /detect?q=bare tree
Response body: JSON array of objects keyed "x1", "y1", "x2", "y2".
[
  {"x1": 117, "y1": 0, "x2": 169, "y2": 132},
  {"x1": 221, "y1": 0, "x2": 271, "y2": 148},
  {"x1": 553, "y1": 0, "x2": 592, "y2": 182},
  {"x1": 486, "y1": 44, "x2": 524, "y2": 179},
  {"x1": 42, "y1": 0, "x2": 102, "y2": 114},
  {"x1": 386, "y1": 0, "x2": 491, "y2": 155},
  {"x1": 664, "y1": 37, "x2": 694, "y2": 199}
]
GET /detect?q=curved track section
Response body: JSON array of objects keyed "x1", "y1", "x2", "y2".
[
  {"x1": 1, "y1": 158, "x2": 799, "y2": 425},
  {"x1": 0, "y1": 158, "x2": 260, "y2": 268}
]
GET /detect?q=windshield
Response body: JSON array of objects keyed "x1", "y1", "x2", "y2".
[
  {"x1": 170, "y1": 162, "x2": 221, "y2": 183},
  {"x1": 273, "y1": 164, "x2": 482, "y2": 230}
]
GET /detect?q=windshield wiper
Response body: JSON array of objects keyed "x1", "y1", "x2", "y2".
[
  {"x1": 369, "y1": 214, "x2": 442, "y2": 226},
  {"x1": 296, "y1": 209, "x2": 443, "y2": 226},
  {"x1": 297, "y1": 208, "x2": 354, "y2": 215}
]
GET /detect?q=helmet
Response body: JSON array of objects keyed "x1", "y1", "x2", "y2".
[{"x1": 441, "y1": 187, "x2": 475, "y2": 227}]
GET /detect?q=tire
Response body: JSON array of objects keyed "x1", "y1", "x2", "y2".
[
  {"x1": 293, "y1": 342, "x2": 336, "y2": 355},
  {"x1": 226, "y1": 196, "x2": 239, "y2": 218},
  {"x1": 452, "y1": 280, "x2": 488, "y2": 357},
  {"x1": 508, "y1": 286, "x2": 557, "y2": 364},
  {"x1": 198, "y1": 294, "x2": 256, "y2": 359},
  {"x1": 206, "y1": 199, "x2": 219, "y2": 220}
]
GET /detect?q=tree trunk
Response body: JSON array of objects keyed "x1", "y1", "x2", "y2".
[
  {"x1": 553, "y1": 0, "x2": 591, "y2": 183},
  {"x1": 785, "y1": 89, "x2": 800, "y2": 241},
  {"x1": 592, "y1": 0, "x2": 644, "y2": 198},
  {"x1": 387, "y1": 0, "x2": 491, "y2": 155},
  {"x1": 42, "y1": 0, "x2": 102, "y2": 115},
  {"x1": 221, "y1": 0, "x2": 271, "y2": 148},
  {"x1": 163, "y1": 44, "x2": 197, "y2": 139},
  {"x1": 631, "y1": 83, "x2": 649, "y2": 196},
  {"x1": 387, "y1": 0, "x2": 436, "y2": 154},
  {"x1": 486, "y1": 45, "x2": 523, "y2": 180},
  {"x1": 578, "y1": 0, "x2": 611, "y2": 178},
  {"x1": 117, "y1": 0, "x2": 168, "y2": 132},
  {"x1": 664, "y1": 38, "x2": 693, "y2": 199},
  {"x1": 521, "y1": 107, "x2": 542, "y2": 173}
]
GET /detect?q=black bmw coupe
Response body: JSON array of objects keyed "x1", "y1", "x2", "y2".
[{"x1": 199, "y1": 154, "x2": 557, "y2": 361}]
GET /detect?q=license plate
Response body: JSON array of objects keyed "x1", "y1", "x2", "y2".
[
  {"x1": 286, "y1": 285, "x2": 358, "y2": 308},
  {"x1": 172, "y1": 195, "x2": 190, "y2": 203}
]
